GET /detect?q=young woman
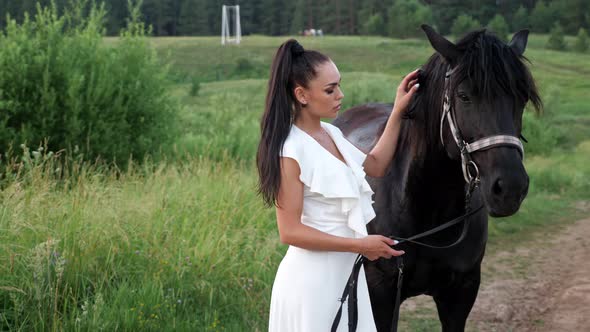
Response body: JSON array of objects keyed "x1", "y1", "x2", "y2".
[{"x1": 256, "y1": 39, "x2": 419, "y2": 331}]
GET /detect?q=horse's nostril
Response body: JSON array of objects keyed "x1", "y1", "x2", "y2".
[{"x1": 492, "y1": 179, "x2": 503, "y2": 196}]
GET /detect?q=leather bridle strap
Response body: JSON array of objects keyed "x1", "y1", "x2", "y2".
[{"x1": 440, "y1": 67, "x2": 524, "y2": 183}]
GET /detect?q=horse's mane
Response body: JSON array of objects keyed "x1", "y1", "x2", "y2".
[
  {"x1": 403, "y1": 29, "x2": 542, "y2": 156},
  {"x1": 451, "y1": 30, "x2": 542, "y2": 111}
]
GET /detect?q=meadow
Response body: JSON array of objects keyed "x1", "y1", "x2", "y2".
[{"x1": 1, "y1": 34, "x2": 589, "y2": 331}]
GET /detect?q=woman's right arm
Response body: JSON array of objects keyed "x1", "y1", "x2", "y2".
[{"x1": 275, "y1": 157, "x2": 404, "y2": 260}]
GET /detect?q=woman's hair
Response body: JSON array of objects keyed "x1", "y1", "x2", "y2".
[{"x1": 256, "y1": 39, "x2": 330, "y2": 208}]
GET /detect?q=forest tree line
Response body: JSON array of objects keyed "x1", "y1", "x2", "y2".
[{"x1": 0, "y1": 0, "x2": 588, "y2": 37}]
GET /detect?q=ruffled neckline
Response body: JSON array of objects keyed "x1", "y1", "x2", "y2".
[
  {"x1": 292, "y1": 122, "x2": 351, "y2": 169},
  {"x1": 289, "y1": 121, "x2": 376, "y2": 238}
]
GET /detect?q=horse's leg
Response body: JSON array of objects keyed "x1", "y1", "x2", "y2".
[
  {"x1": 364, "y1": 261, "x2": 398, "y2": 332},
  {"x1": 432, "y1": 266, "x2": 481, "y2": 332}
]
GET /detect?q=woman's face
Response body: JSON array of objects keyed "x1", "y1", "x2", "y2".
[{"x1": 295, "y1": 60, "x2": 344, "y2": 119}]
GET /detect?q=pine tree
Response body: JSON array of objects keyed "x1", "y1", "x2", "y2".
[
  {"x1": 487, "y1": 14, "x2": 509, "y2": 42},
  {"x1": 177, "y1": 0, "x2": 208, "y2": 35},
  {"x1": 141, "y1": 0, "x2": 164, "y2": 35},
  {"x1": 555, "y1": 0, "x2": 590, "y2": 35},
  {"x1": 530, "y1": 1, "x2": 552, "y2": 33},
  {"x1": 451, "y1": 14, "x2": 481, "y2": 38},
  {"x1": 573, "y1": 28, "x2": 589, "y2": 53},
  {"x1": 363, "y1": 14, "x2": 385, "y2": 36},
  {"x1": 290, "y1": 0, "x2": 306, "y2": 34},
  {"x1": 388, "y1": 0, "x2": 432, "y2": 39},
  {"x1": 431, "y1": 0, "x2": 468, "y2": 36},
  {"x1": 546, "y1": 23, "x2": 567, "y2": 51},
  {"x1": 511, "y1": 6, "x2": 529, "y2": 32}
]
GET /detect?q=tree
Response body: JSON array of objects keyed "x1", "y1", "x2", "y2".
[
  {"x1": 290, "y1": 0, "x2": 305, "y2": 33},
  {"x1": 177, "y1": 0, "x2": 208, "y2": 35},
  {"x1": 530, "y1": 1, "x2": 552, "y2": 33},
  {"x1": 487, "y1": 14, "x2": 509, "y2": 42},
  {"x1": 546, "y1": 23, "x2": 567, "y2": 51},
  {"x1": 511, "y1": 5, "x2": 529, "y2": 32},
  {"x1": 451, "y1": 14, "x2": 481, "y2": 38},
  {"x1": 387, "y1": 0, "x2": 432, "y2": 39},
  {"x1": 573, "y1": 28, "x2": 589, "y2": 53},
  {"x1": 363, "y1": 13, "x2": 385, "y2": 36},
  {"x1": 430, "y1": 0, "x2": 469, "y2": 36},
  {"x1": 553, "y1": 0, "x2": 590, "y2": 35}
]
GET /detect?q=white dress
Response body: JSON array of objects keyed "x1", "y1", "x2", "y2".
[{"x1": 268, "y1": 121, "x2": 378, "y2": 332}]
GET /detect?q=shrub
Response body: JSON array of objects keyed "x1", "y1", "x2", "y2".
[
  {"x1": 451, "y1": 14, "x2": 481, "y2": 38},
  {"x1": 546, "y1": 23, "x2": 567, "y2": 51},
  {"x1": 190, "y1": 77, "x2": 201, "y2": 97},
  {"x1": 573, "y1": 28, "x2": 589, "y2": 53},
  {"x1": 521, "y1": 112, "x2": 560, "y2": 155},
  {"x1": 487, "y1": 14, "x2": 509, "y2": 42},
  {"x1": 0, "y1": 1, "x2": 178, "y2": 165}
]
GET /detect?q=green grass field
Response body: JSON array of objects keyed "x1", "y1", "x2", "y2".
[{"x1": 1, "y1": 34, "x2": 589, "y2": 331}]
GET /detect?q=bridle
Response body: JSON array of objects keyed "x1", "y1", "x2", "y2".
[
  {"x1": 440, "y1": 66, "x2": 525, "y2": 184},
  {"x1": 332, "y1": 66, "x2": 527, "y2": 332}
]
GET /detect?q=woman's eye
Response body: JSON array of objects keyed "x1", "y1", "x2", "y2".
[{"x1": 326, "y1": 90, "x2": 334, "y2": 94}]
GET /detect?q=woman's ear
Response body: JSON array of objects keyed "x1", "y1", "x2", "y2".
[{"x1": 294, "y1": 86, "x2": 308, "y2": 106}]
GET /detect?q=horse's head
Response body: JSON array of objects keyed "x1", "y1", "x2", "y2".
[{"x1": 420, "y1": 25, "x2": 542, "y2": 217}]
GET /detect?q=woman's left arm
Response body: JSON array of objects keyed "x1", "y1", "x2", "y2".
[{"x1": 363, "y1": 69, "x2": 420, "y2": 177}]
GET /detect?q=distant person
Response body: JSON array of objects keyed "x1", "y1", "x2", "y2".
[{"x1": 256, "y1": 39, "x2": 419, "y2": 331}]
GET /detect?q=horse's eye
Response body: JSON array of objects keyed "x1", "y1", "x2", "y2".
[{"x1": 457, "y1": 92, "x2": 471, "y2": 103}]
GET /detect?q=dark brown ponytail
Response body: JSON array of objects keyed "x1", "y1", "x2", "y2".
[{"x1": 256, "y1": 39, "x2": 329, "y2": 208}]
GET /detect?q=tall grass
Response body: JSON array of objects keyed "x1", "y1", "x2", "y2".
[
  {"x1": 0, "y1": 34, "x2": 588, "y2": 330},
  {"x1": 1, "y1": 139, "x2": 588, "y2": 330},
  {"x1": 0, "y1": 147, "x2": 278, "y2": 330}
]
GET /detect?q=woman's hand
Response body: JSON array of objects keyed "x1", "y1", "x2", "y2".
[
  {"x1": 392, "y1": 68, "x2": 420, "y2": 117},
  {"x1": 357, "y1": 235, "x2": 405, "y2": 261}
]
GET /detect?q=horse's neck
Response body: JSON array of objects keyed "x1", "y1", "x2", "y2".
[{"x1": 394, "y1": 117, "x2": 467, "y2": 228}]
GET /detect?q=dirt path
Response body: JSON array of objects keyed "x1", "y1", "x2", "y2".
[{"x1": 401, "y1": 202, "x2": 590, "y2": 331}]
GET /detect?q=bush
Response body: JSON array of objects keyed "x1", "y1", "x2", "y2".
[
  {"x1": 189, "y1": 77, "x2": 201, "y2": 97},
  {"x1": 521, "y1": 112, "x2": 560, "y2": 156},
  {"x1": 546, "y1": 23, "x2": 567, "y2": 51},
  {"x1": 573, "y1": 28, "x2": 589, "y2": 53},
  {"x1": 487, "y1": 14, "x2": 509, "y2": 42},
  {"x1": 0, "y1": 2, "x2": 178, "y2": 165},
  {"x1": 451, "y1": 14, "x2": 481, "y2": 38}
]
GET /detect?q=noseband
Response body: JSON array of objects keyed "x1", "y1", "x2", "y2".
[{"x1": 440, "y1": 67, "x2": 524, "y2": 184}]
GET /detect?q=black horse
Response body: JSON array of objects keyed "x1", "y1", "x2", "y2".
[{"x1": 332, "y1": 25, "x2": 542, "y2": 331}]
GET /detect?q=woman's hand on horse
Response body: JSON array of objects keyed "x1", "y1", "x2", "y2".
[
  {"x1": 358, "y1": 235, "x2": 405, "y2": 261},
  {"x1": 393, "y1": 68, "x2": 420, "y2": 117}
]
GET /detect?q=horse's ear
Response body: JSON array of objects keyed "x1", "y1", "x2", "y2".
[
  {"x1": 421, "y1": 24, "x2": 461, "y2": 64},
  {"x1": 509, "y1": 29, "x2": 529, "y2": 56}
]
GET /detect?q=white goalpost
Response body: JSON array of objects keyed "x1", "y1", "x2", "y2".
[{"x1": 221, "y1": 5, "x2": 241, "y2": 45}]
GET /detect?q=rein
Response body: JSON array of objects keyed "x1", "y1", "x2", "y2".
[{"x1": 331, "y1": 67, "x2": 526, "y2": 332}]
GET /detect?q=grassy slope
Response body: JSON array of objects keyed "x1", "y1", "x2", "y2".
[{"x1": 1, "y1": 35, "x2": 588, "y2": 331}]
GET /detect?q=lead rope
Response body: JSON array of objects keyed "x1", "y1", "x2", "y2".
[
  {"x1": 389, "y1": 257, "x2": 403, "y2": 332},
  {"x1": 331, "y1": 179, "x2": 480, "y2": 332}
]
